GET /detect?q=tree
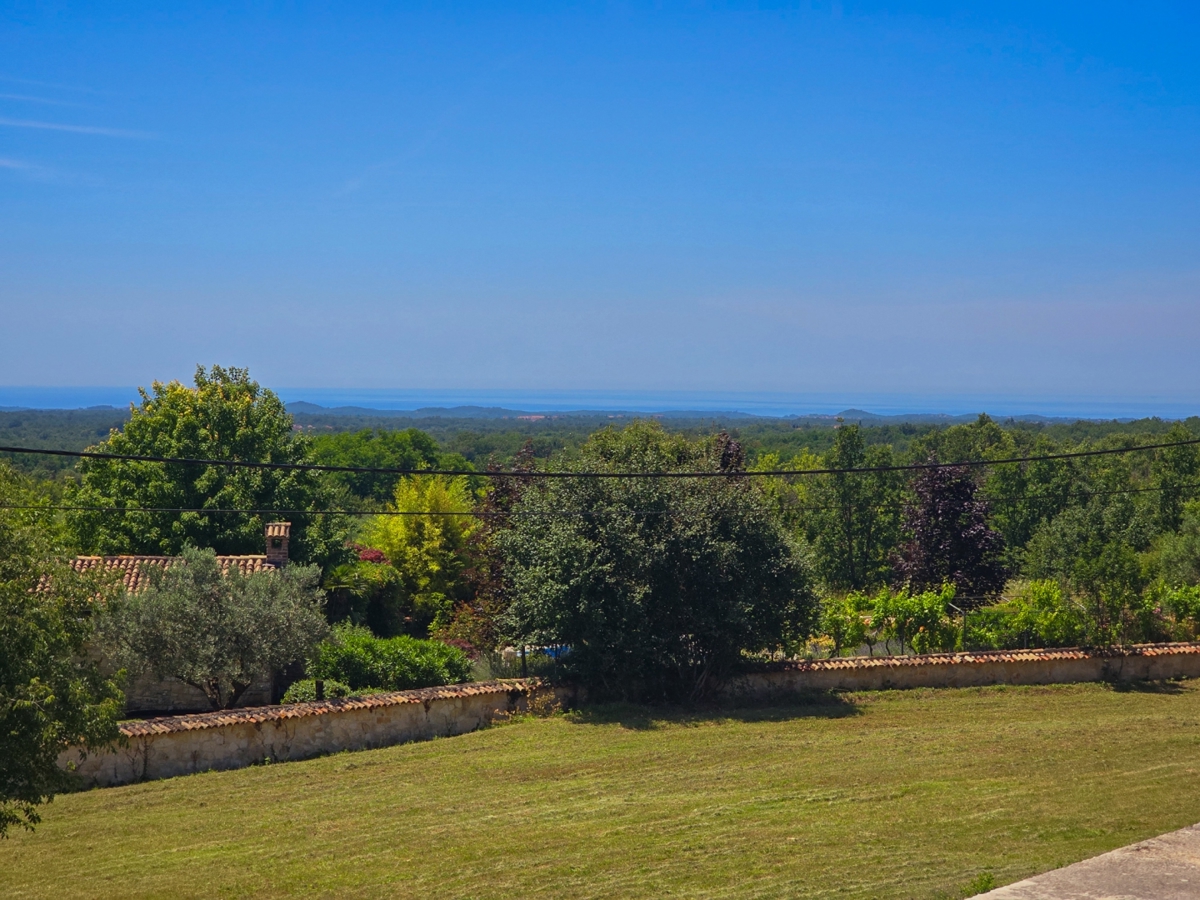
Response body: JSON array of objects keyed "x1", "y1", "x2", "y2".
[
  {"x1": 910, "y1": 413, "x2": 1009, "y2": 465},
  {"x1": 69, "y1": 365, "x2": 349, "y2": 571},
  {"x1": 873, "y1": 585, "x2": 960, "y2": 654},
  {"x1": 321, "y1": 551, "x2": 405, "y2": 636},
  {"x1": 1025, "y1": 498, "x2": 1151, "y2": 644},
  {"x1": 805, "y1": 424, "x2": 903, "y2": 592},
  {"x1": 1156, "y1": 501, "x2": 1200, "y2": 587},
  {"x1": 1021, "y1": 445, "x2": 1159, "y2": 644},
  {"x1": 0, "y1": 464, "x2": 123, "y2": 836},
  {"x1": 95, "y1": 547, "x2": 328, "y2": 709},
  {"x1": 310, "y1": 428, "x2": 450, "y2": 504},
  {"x1": 983, "y1": 436, "x2": 1077, "y2": 570},
  {"x1": 894, "y1": 461, "x2": 1005, "y2": 605},
  {"x1": 438, "y1": 441, "x2": 537, "y2": 652},
  {"x1": 361, "y1": 474, "x2": 479, "y2": 636},
  {"x1": 1155, "y1": 423, "x2": 1200, "y2": 533},
  {"x1": 498, "y1": 422, "x2": 817, "y2": 703}
]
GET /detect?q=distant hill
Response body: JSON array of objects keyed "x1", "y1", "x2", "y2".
[
  {"x1": 284, "y1": 401, "x2": 765, "y2": 420},
  {"x1": 824, "y1": 409, "x2": 1096, "y2": 425},
  {"x1": 285, "y1": 400, "x2": 1111, "y2": 426}
]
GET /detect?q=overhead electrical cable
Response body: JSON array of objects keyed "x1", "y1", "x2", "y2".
[
  {"x1": 2, "y1": 478, "x2": 1197, "y2": 520},
  {"x1": 772, "y1": 479, "x2": 1200, "y2": 515},
  {"x1": 0, "y1": 503, "x2": 670, "y2": 519},
  {"x1": 2, "y1": 435, "x2": 1200, "y2": 479}
]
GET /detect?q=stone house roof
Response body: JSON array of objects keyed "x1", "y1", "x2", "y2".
[
  {"x1": 71, "y1": 522, "x2": 291, "y2": 593},
  {"x1": 69, "y1": 554, "x2": 273, "y2": 593}
]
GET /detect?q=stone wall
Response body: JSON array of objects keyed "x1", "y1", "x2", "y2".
[
  {"x1": 64, "y1": 644, "x2": 1200, "y2": 789},
  {"x1": 63, "y1": 680, "x2": 567, "y2": 787},
  {"x1": 719, "y1": 642, "x2": 1200, "y2": 700}
]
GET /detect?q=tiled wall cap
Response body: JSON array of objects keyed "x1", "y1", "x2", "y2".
[
  {"x1": 764, "y1": 642, "x2": 1200, "y2": 674},
  {"x1": 117, "y1": 679, "x2": 535, "y2": 737}
]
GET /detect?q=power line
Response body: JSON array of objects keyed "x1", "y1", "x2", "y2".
[
  {"x1": 3, "y1": 474, "x2": 1196, "y2": 521},
  {"x1": 2, "y1": 434, "x2": 1199, "y2": 479},
  {"x1": 776, "y1": 478, "x2": 1200, "y2": 515},
  {"x1": 0, "y1": 504, "x2": 671, "y2": 519}
]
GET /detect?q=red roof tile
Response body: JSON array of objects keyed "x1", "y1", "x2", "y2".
[
  {"x1": 117, "y1": 680, "x2": 534, "y2": 737},
  {"x1": 759, "y1": 641, "x2": 1200, "y2": 673},
  {"x1": 265, "y1": 521, "x2": 291, "y2": 538},
  {"x1": 71, "y1": 554, "x2": 272, "y2": 593}
]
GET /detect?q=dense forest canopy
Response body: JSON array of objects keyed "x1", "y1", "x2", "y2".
[
  {"x1": 6, "y1": 403, "x2": 1200, "y2": 475},
  {"x1": 7, "y1": 372, "x2": 1200, "y2": 668}
]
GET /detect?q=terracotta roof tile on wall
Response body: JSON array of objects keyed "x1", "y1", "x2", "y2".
[
  {"x1": 118, "y1": 680, "x2": 532, "y2": 737},
  {"x1": 759, "y1": 641, "x2": 1200, "y2": 673},
  {"x1": 70, "y1": 554, "x2": 270, "y2": 593}
]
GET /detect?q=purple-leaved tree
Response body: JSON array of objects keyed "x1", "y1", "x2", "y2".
[{"x1": 894, "y1": 460, "x2": 1006, "y2": 606}]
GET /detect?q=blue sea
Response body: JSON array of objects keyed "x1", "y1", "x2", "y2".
[{"x1": 1, "y1": 386, "x2": 1197, "y2": 421}]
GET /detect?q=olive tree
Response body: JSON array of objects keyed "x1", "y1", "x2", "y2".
[
  {"x1": 499, "y1": 423, "x2": 817, "y2": 703},
  {"x1": 96, "y1": 547, "x2": 328, "y2": 709}
]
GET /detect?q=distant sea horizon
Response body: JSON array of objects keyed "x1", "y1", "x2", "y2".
[{"x1": 1, "y1": 386, "x2": 1197, "y2": 421}]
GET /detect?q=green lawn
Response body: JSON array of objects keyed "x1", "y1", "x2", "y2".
[{"x1": 4, "y1": 682, "x2": 1200, "y2": 899}]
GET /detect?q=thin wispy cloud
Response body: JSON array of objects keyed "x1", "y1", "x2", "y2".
[
  {"x1": 333, "y1": 102, "x2": 465, "y2": 197},
  {"x1": 0, "y1": 116, "x2": 153, "y2": 138},
  {"x1": 0, "y1": 92, "x2": 88, "y2": 107},
  {"x1": 0, "y1": 75, "x2": 108, "y2": 95},
  {"x1": 0, "y1": 157, "x2": 83, "y2": 184}
]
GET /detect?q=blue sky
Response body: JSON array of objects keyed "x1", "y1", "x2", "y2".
[{"x1": 1, "y1": 2, "x2": 1198, "y2": 408}]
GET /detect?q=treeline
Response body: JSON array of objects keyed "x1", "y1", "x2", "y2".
[
  {"x1": 8, "y1": 400, "x2": 1198, "y2": 487},
  {"x1": 10, "y1": 368, "x2": 1200, "y2": 697}
]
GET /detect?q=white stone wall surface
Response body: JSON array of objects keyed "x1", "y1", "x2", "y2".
[
  {"x1": 61, "y1": 644, "x2": 1200, "y2": 789},
  {"x1": 720, "y1": 642, "x2": 1200, "y2": 700},
  {"x1": 62, "y1": 680, "x2": 565, "y2": 788}
]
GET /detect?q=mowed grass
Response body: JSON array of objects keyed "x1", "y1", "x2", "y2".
[{"x1": 5, "y1": 683, "x2": 1200, "y2": 899}]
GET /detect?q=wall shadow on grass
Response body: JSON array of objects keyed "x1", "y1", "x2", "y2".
[
  {"x1": 565, "y1": 691, "x2": 860, "y2": 731},
  {"x1": 1107, "y1": 678, "x2": 1189, "y2": 695}
]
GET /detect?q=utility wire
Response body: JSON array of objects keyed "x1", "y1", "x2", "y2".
[
  {"x1": 2, "y1": 476, "x2": 1196, "y2": 520},
  {"x1": 2, "y1": 435, "x2": 1200, "y2": 479},
  {"x1": 0, "y1": 503, "x2": 670, "y2": 519},
  {"x1": 773, "y1": 478, "x2": 1200, "y2": 515}
]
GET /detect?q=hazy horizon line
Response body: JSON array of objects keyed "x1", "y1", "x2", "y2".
[{"x1": 1, "y1": 386, "x2": 1197, "y2": 421}]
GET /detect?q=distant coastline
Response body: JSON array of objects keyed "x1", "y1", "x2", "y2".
[{"x1": 0, "y1": 386, "x2": 1195, "y2": 422}]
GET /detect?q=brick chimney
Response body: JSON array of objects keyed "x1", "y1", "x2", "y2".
[{"x1": 264, "y1": 521, "x2": 291, "y2": 568}]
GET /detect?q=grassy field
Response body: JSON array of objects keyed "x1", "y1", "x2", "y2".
[{"x1": 4, "y1": 682, "x2": 1200, "y2": 899}]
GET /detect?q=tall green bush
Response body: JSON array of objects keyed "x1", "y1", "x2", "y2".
[
  {"x1": 819, "y1": 593, "x2": 870, "y2": 656},
  {"x1": 966, "y1": 580, "x2": 1087, "y2": 650},
  {"x1": 362, "y1": 475, "x2": 478, "y2": 635},
  {"x1": 873, "y1": 586, "x2": 959, "y2": 654},
  {"x1": 499, "y1": 423, "x2": 817, "y2": 703},
  {"x1": 307, "y1": 624, "x2": 471, "y2": 691}
]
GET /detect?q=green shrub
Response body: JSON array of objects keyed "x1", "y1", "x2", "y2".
[
  {"x1": 307, "y1": 624, "x2": 472, "y2": 691},
  {"x1": 968, "y1": 581, "x2": 1090, "y2": 649},
  {"x1": 873, "y1": 585, "x2": 959, "y2": 654},
  {"x1": 281, "y1": 678, "x2": 352, "y2": 703},
  {"x1": 1145, "y1": 582, "x2": 1200, "y2": 641},
  {"x1": 819, "y1": 594, "x2": 869, "y2": 656}
]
